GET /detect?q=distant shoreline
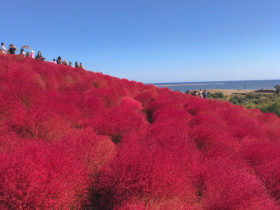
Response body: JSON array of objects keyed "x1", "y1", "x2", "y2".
[
  {"x1": 152, "y1": 79, "x2": 280, "y2": 85},
  {"x1": 153, "y1": 80, "x2": 280, "y2": 92},
  {"x1": 206, "y1": 89, "x2": 274, "y2": 96},
  {"x1": 156, "y1": 82, "x2": 225, "y2": 87}
]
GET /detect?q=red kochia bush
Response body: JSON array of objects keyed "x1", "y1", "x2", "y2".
[
  {"x1": 90, "y1": 139, "x2": 197, "y2": 209},
  {"x1": 258, "y1": 113, "x2": 280, "y2": 143},
  {"x1": 62, "y1": 128, "x2": 117, "y2": 174},
  {"x1": 200, "y1": 155, "x2": 278, "y2": 209},
  {"x1": 242, "y1": 140, "x2": 280, "y2": 201},
  {"x1": 2, "y1": 54, "x2": 280, "y2": 209},
  {"x1": 0, "y1": 140, "x2": 88, "y2": 209},
  {"x1": 114, "y1": 197, "x2": 201, "y2": 210},
  {"x1": 134, "y1": 85, "x2": 159, "y2": 106},
  {"x1": 7, "y1": 96, "x2": 72, "y2": 141},
  {"x1": 95, "y1": 97, "x2": 148, "y2": 143}
]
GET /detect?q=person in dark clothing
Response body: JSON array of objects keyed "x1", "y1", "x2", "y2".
[
  {"x1": 80, "y1": 63, "x2": 84, "y2": 69},
  {"x1": 75, "y1": 62, "x2": 79, "y2": 68},
  {"x1": 7, "y1": 44, "x2": 11, "y2": 53},
  {"x1": 8, "y1": 44, "x2": 17, "y2": 54},
  {"x1": 203, "y1": 89, "x2": 207, "y2": 99},
  {"x1": 56, "y1": 56, "x2": 62, "y2": 64},
  {"x1": 25, "y1": 52, "x2": 30, "y2": 57},
  {"x1": 35, "y1": 51, "x2": 45, "y2": 61},
  {"x1": 19, "y1": 49, "x2": 25, "y2": 56}
]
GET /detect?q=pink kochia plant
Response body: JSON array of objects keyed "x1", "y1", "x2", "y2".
[{"x1": 0, "y1": 54, "x2": 280, "y2": 209}]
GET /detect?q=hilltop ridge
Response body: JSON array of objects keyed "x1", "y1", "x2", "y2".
[{"x1": 0, "y1": 54, "x2": 280, "y2": 209}]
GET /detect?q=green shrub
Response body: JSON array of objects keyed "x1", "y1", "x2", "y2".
[{"x1": 208, "y1": 92, "x2": 225, "y2": 99}]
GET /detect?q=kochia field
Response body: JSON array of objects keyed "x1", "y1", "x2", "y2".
[{"x1": 0, "y1": 54, "x2": 280, "y2": 209}]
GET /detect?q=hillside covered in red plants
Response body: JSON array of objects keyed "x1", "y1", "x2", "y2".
[{"x1": 1, "y1": 54, "x2": 280, "y2": 209}]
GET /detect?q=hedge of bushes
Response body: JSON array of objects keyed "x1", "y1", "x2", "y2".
[{"x1": 0, "y1": 54, "x2": 280, "y2": 209}]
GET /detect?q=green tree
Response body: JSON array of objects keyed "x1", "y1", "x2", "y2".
[{"x1": 274, "y1": 85, "x2": 280, "y2": 95}]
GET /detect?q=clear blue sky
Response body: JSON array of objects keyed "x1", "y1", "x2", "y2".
[{"x1": 1, "y1": 0, "x2": 280, "y2": 83}]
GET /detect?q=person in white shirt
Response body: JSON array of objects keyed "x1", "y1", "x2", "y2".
[{"x1": 0, "y1": 43, "x2": 7, "y2": 54}]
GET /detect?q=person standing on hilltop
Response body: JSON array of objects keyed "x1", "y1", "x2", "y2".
[
  {"x1": 199, "y1": 89, "x2": 203, "y2": 98},
  {"x1": 56, "y1": 56, "x2": 62, "y2": 64},
  {"x1": 30, "y1": 50, "x2": 35, "y2": 58},
  {"x1": 75, "y1": 62, "x2": 79, "y2": 68},
  {"x1": 203, "y1": 89, "x2": 207, "y2": 99},
  {"x1": 8, "y1": 44, "x2": 17, "y2": 54},
  {"x1": 68, "y1": 61, "x2": 72, "y2": 67},
  {"x1": 0, "y1": 43, "x2": 7, "y2": 53},
  {"x1": 19, "y1": 49, "x2": 25, "y2": 56},
  {"x1": 80, "y1": 63, "x2": 84, "y2": 69},
  {"x1": 35, "y1": 51, "x2": 45, "y2": 61},
  {"x1": 52, "y1": 59, "x2": 57, "y2": 64},
  {"x1": 7, "y1": 44, "x2": 11, "y2": 53}
]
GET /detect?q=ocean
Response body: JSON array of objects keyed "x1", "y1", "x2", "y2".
[{"x1": 152, "y1": 80, "x2": 280, "y2": 93}]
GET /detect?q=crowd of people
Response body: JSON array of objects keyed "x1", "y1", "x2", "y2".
[
  {"x1": 0, "y1": 42, "x2": 85, "y2": 69},
  {"x1": 186, "y1": 89, "x2": 208, "y2": 98}
]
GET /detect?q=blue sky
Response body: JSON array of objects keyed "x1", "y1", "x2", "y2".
[{"x1": 1, "y1": 0, "x2": 280, "y2": 83}]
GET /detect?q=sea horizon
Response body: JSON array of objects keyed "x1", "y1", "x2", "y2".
[{"x1": 150, "y1": 79, "x2": 280, "y2": 92}]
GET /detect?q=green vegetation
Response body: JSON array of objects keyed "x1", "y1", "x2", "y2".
[
  {"x1": 208, "y1": 92, "x2": 226, "y2": 99},
  {"x1": 209, "y1": 90, "x2": 280, "y2": 117},
  {"x1": 275, "y1": 85, "x2": 280, "y2": 95}
]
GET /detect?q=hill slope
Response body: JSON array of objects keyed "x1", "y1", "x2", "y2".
[{"x1": 0, "y1": 54, "x2": 280, "y2": 209}]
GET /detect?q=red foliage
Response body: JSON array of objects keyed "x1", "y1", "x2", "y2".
[
  {"x1": 1, "y1": 54, "x2": 280, "y2": 209},
  {"x1": 242, "y1": 140, "x2": 280, "y2": 201},
  {"x1": 200, "y1": 155, "x2": 278, "y2": 209},
  {"x1": 90, "y1": 140, "x2": 198, "y2": 209},
  {"x1": 95, "y1": 97, "x2": 148, "y2": 143},
  {"x1": 62, "y1": 128, "x2": 117, "y2": 174},
  {"x1": 0, "y1": 140, "x2": 89, "y2": 209}
]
